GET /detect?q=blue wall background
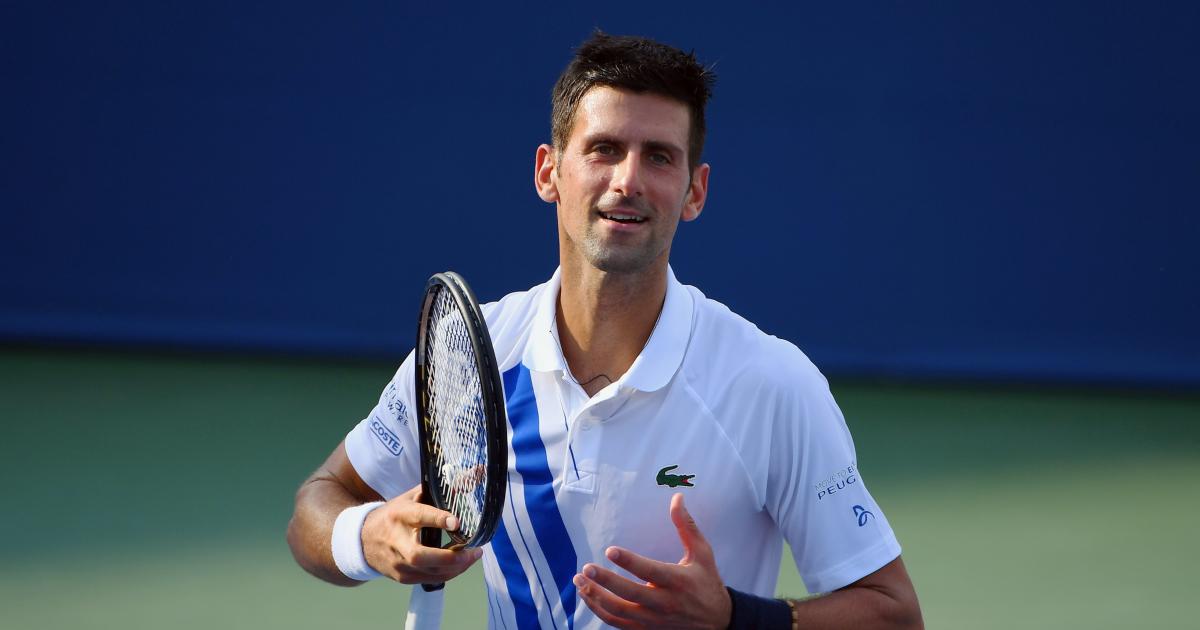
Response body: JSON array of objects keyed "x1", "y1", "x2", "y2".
[{"x1": 3, "y1": 2, "x2": 1197, "y2": 386}]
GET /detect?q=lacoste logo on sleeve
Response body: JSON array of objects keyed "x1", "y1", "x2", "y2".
[
  {"x1": 370, "y1": 418, "x2": 403, "y2": 456},
  {"x1": 656, "y1": 465, "x2": 695, "y2": 488},
  {"x1": 852, "y1": 505, "x2": 874, "y2": 527}
]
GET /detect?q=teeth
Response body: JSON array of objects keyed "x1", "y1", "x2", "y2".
[{"x1": 601, "y1": 212, "x2": 645, "y2": 223}]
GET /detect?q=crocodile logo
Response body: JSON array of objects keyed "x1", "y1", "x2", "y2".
[{"x1": 656, "y1": 465, "x2": 695, "y2": 488}]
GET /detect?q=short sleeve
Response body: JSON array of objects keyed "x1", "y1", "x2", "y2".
[
  {"x1": 765, "y1": 367, "x2": 902, "y2": 594},
  {"x1": 344, "y1": 351, "x2": 422, "y2": 500}
]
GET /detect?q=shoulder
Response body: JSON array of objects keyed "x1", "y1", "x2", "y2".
[
  {"x1": 479, "y1": 281, "x2": 545, "y2": 327},
  {"x1": 682, "y1": 284, "x2": 829, "y2": 399},
  {"x1": 478, "y1": 279, "x2": 550, "y2": 371},
  {"x1": 677, "y1": 284, "x2": 844, "y2": 505}
]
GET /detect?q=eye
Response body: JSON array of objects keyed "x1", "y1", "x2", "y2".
[
  {"x1": 594, "y1": 144, "x2": 616, "y2": 156},
  {"x1": 649, "y1": 152, "x2": 671, "y2": 166}
]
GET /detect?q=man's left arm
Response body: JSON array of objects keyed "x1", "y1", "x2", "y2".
[
  {"x1": 574, "y1": 493, "x2": 922, "y2": 630},
  {"x1": 772, "y1": 555, "x2": 922, "y2": 630}
]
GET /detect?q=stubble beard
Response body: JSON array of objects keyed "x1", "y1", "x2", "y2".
[
  {"x1": 574, "y1": 193, "x2": 672, "y2": 274},
  {"x1": 578, "y1": 226, "x2": 660, "y2": 274}
]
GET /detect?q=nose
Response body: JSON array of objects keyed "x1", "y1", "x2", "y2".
[{"x1": 610, "y1": 152, "x2": 644, "y2": 198}]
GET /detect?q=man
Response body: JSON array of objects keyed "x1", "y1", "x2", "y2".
[{"x1": 288, "y1": 32, "x2": 922, "y2": 629}]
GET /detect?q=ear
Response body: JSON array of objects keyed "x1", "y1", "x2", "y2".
[
  {"x1": 534, "y1": 144, "x2": 559, "y2": 203},
  {"x1": 681, "y1": 162, "x2": 709, "y2": 222}
]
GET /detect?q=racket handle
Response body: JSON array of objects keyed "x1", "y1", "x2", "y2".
[
  {"x1": 420, "y1": 525, "x2": 443, "y2": 549},
  {"x1": 405, "y1": 583, "x2": 445, "y2": 630},
  {"x1": 417, "y1": 525, "x2": 446, "y2": 591},
  {"x1": 404, "y1": 526, "x2": 446, "y2": 629}
]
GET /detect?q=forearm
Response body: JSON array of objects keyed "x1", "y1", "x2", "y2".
[
  {"x1": 781, "y1": 586, "x2": 922, "y2": 630},
  {"x1": 730, "y1": 556, "x2": 921, "y2": 630},
  {"x1": 286, "y1": 475, "x2": 371, "y2": 587}
]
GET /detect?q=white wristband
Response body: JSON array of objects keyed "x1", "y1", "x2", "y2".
[{"x1": 332, "y1": 501, "x2": 386, "y2": 581}]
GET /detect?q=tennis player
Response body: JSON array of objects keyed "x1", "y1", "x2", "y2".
[{"x1": 288, "y1": 32, "x2": 922, "y2": 629}]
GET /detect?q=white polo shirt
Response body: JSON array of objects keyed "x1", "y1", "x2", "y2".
[{"x1": 345, "y1": 267, "x2": 901, "y2": 630}]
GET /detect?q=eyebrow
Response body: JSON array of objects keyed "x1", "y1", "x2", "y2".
[{"x1": 644, "y1": 140, "x2": 684, "y2": 157}]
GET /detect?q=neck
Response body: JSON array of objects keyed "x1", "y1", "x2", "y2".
[{"x1": 555, "y1": 261, "x2": 669, "y2": 397}]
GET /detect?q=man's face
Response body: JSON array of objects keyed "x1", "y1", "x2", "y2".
[{"x1": 536, "y1": 86, "x2": 708, "y2": 275}]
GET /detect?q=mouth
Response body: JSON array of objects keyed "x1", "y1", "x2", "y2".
[{"x1": 598, "y1": 210, "x2": 647, "y2": 224}]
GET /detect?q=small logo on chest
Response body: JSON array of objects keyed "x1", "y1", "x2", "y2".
[{"x1": 656, "y1": 465, "x2": 695, "y2": 488}]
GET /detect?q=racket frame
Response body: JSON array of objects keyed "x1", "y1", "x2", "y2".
[{"x1": 413, "y1": 271, "x2": 508, "y2": 553}]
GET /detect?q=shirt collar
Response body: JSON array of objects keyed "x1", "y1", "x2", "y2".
[
  {"x1": 523, "y1": 265, "x2": 694, "y2": 393},
  {"x1": 524, "y1": 268, "x2": 567, "y2": 374}
]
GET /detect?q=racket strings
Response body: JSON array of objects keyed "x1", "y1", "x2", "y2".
[{"x1": 424, "y1": 289, "x2": 490, "y2": 541}]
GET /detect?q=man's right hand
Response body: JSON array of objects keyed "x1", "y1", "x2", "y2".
[{"x1": 361, "y1": 484, "x2": 483, "y2": 584}]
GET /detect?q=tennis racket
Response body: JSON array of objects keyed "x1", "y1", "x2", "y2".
[{"x1": 404, "y1": 271, "x2": 508, "y2": 630}]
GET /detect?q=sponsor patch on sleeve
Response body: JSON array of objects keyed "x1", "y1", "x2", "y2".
[
  {"x1": 813, "y1": 462, "x2": 859, "y2": 502},
  {"x1": 370, "y1": 417, "x2": 403, "y2": 456},
  {"x1": 383, "y1": 381, "x2": 410, "y2": 426}
]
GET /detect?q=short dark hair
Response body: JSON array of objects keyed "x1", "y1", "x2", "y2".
[{"x1": 551, "y1": 31, "x2": 715, "y2": 170}]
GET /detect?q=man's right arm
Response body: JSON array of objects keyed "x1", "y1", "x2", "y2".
[{"x1": 285, "y1": 440, "x2": 481, "y2": 587}]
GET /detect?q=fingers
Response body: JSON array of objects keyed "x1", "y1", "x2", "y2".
[
  {"x1": 577, "y1": 562, "x2": 674, "y2": 614},
  {"x1": 397, "y1": 567, "x2": 462, "y2": 585},
  {"x1": 401, "y1": 503, "x2": 460, "y2": 532},
  {"x1": 575, "y1": 496, "x2": 730, "y2": 629},
  {"x1": 406, "y1": 544, "x2": 483, "y2": 570},
  {"x1": 669, "y1": 493, "x2": 713, "y2": 565},
  {"x1": 604, "y1": 546, "x2": 677, "y2": 588},
  {"x1": 377, "y1": 527, "x2": 481, "y2": 583},
  {"x1": 362, "y1": 484, "x2": 482, "y2": 584},
  {"x1": 391, "y1": 546, "x2": 482, "y2": 584},
  {"x1": 574, "y1": 571, "x2": 647, "y2": 629},
  {"x1": 396, "y1": 485, "x2": 460, "y2": 532}
]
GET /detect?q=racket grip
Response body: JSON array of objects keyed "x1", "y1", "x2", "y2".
[
  {"x1": 405, "y1": 583, "x2": 445, "y2": 630},
  {"x1": 420, "y1": 525, "x2": 443, "y2": 550},
  {"x1": 417, "y1": 525, "x2": 446, "y2": 591}
]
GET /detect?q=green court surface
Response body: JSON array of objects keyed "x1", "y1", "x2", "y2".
[{"x1": 1, "y1": 348, "x2": 1196, "y2": 629}]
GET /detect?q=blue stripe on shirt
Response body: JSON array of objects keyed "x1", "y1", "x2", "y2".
[
  {"x1": 503, "y1": 364, "x2": 578, "y2": 629},
  {"x1": 489, "y1": 519, "x2": 538, "y2": 630}
]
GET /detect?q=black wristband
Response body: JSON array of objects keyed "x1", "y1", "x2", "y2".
[{"x1": 725, "y1": 587, "x2": 792, "y2": 629}]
